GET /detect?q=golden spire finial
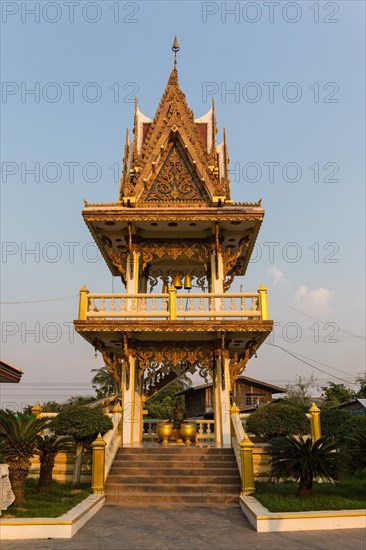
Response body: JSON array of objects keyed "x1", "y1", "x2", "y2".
[{"x1": 172, "y1": 35, "x2": 180, "y2": 68}]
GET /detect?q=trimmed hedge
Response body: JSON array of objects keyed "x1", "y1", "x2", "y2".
[
  {"x1": 245, "y1": 403, "x2": 310, "y2": 440},
  {"x1": 321, "y1": 408, "x2": 353, "y2": 439},
  {"x1": 50, "y1": 405, "x2": 113, "y2": 445}
]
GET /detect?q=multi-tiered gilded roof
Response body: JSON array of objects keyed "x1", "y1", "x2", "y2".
[{"x1": 82, "y1": 46, "x2": 264, "y2": 287}]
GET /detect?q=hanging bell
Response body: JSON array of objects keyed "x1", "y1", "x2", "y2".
[
  {"x1": 183, "y1": 273, "x2": 192, "y2": 290},
  {"x1": 162, "y1": 280, "x2": 169, "y2": 293},
  {"x1": 172, "y1": 274, "x2": 182, "y2": 289}
]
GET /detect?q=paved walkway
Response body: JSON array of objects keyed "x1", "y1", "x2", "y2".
[{"x1": 2, "y1": 506, "x2": 366, "y2": 550}]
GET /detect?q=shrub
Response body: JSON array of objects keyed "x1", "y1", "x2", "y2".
[
  {"x1": 50, "y1": 405, "x2": 113, "y2": 446},
  {"x1": 321, "y1": 409, "x2": 366, "y2": 450},
  {"x1": 50, "y1": 405, "x2": 113, "y2": 484},
  {"x1": 321, "y1": 408, "x2": 352, "y2": 439},
  {"x1": 337, "y1": 415, "x2": 366, "y2": 448},
  {"x1": 347, "y1": 432, "x2": 366, "y2": 473},
  {"x1": 246, "y1": 403, "x2": 310, "y2": 440}
]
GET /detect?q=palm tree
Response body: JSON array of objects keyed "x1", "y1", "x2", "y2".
[
  {"x1": 0, "y1": 410, "x2": 49, "y2": 505},
  {"x1": 37, "y1": 435, "x2": 73, "y2": 493},
  {"x1": 91, "y1": 367, "x2": 119, "y2": 398},
  {"x1": 271, "y1": 436, "x2": 344, "y2": 498}
]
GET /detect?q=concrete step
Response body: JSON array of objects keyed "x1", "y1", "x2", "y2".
[
  {"x1": 110, "y1": 460, "x2": 237, "y2": 469},
  {"x1": 104, "y1": 492, "x2": 239, "y2": 505},
  {"x1": 109, "y1": 463, "x2": 238, "y2": 477},
  {"x1": 104, "y1": 502, "x2": 240, "y2": 508},
  {"x1": 114, "y1": 454, "x2": 235, "y2": 462},
  {"x1": 107, "y1": 474, "x2": 240, "y2": 483},
  {"x1": 105, "y1": 447, "x2": 241, "y2": 507},
  {"x1": 105, "y1": 482, "x2": 241, "y2": 494},
  {"x1": 114, "y1": 444, "x2": 232, "y2": 454}
]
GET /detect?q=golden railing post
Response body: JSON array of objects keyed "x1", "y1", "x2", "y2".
[
  {"x1": 31, "y1": 401, "x2": 43, "y2": 418},
  {"x1": 91, "y1": 433, "x2": 106, "y2": 494},
  {"x1": 113, "y1": 402, "x2": 123, "y2": 448},
  {"x1": 168, "y1": 285, "x2": 177, "y2": 320},
  {"x1": 258, "y1": 285, "x2": 268, "y2": 321},
  {"x1": 309, "y1": 402, "x2": 321, "y2": 442},
  {"x1": 240, "y1": 433, "x2": 255, "y2": 496},
  {"x1": 78, "y1": 284, "x2": 89, "y2": 321}
]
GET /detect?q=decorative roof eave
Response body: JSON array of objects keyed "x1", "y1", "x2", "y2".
[
  {"x1": 0, "y1": 360, "x2": 23, "y2": 383},
  {"x1": 82, "y1": 202, "x2": 265, "y2": 221}
]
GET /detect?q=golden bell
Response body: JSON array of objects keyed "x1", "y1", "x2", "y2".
[
  {"x1": 172, "y1": 274, "x2": 182, "y2": 289},
  {"x1": 162, "y1": 281, "x2": 169, "y2": 293},
  {"x1": 183, "y1": 273, "x2": 192, "y2": 290}
]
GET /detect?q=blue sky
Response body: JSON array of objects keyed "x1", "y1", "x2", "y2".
[{"x1": 1, "y1": 1, "x2": 365, "y2": 408}]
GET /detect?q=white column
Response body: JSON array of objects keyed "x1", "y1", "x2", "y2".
[
  {"x1": 123, "y1": 250, "x2": 143, "y2": 444},
  {"x1": 133, "y1": 369, "x2": 143, "y2": 443},
  {"x1": 126, "y1": 250, "x2": 140, "y2": 294},
  {"x1": 213, "y1": 351, "x2": 231, "y2": 447},
  {"x1": 210, "y1": 250, "x2": 224, "y2": 293}
]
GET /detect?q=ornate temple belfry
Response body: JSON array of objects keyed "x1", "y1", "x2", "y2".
[{"x1": 75, "y1": 38, "x2": 273, "y2": 446}]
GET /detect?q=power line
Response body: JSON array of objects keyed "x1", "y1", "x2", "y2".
[
  {"x1": 264, "y1": 342, "x2": 359, "y2": 386},
  {"x1": 1, "y1": 295, "x2": 78, "y2": 305},
  {"x1": 269, "y1": 296, "x2": 365, "y2": 341}
]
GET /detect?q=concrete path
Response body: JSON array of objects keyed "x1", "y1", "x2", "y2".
[{"x1": 2, "y1": 506, "x2": 366, "y2": 550}]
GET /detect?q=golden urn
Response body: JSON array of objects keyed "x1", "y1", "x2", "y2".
[
  {"x1": 179, "y1": 422, "x2": 196, "y2": 445},
  {"x1": 157, "y1": 422, "x2": 173, "y2": 445}
]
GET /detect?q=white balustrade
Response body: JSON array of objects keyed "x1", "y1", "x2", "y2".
[
  {"x1": 86, "y1": 293, "x2": 170, "y2": 319},
  {"x1": 142, "y1": 420, "x2": 161, "y2": 440},
  {"x1": 85, "y1": 292, "x2": 261, "y2": 320},
  {"x1": 194, "y1": 420, "x2": 215, "y2": 441},
  {"x1": 103, "y1": 412, "x2": 122, "y2": 480}
]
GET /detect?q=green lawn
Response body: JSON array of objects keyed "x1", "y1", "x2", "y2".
[
  {"x1": 1, "y1": 479, "x2": 93, "y2": 518},
  {"x1": 254, "y1": 473, "x2": 366, "y2": 512}
]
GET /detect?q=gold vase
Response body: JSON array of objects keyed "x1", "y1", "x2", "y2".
[
  {"x1": 180, "y1": 422, "x2": 196, "y2": 445},
  {"x1": 157, "y1": 422, "x2": 173, "y2": 445}
]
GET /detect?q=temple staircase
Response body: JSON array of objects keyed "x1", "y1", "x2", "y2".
[{"x1": 105, "y1": 446, "x2": 241, "y2": 507}]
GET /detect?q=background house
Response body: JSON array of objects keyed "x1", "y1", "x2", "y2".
[
  {"x1": 176, "y1": 376, "x2": 285, "y2": 418},
  {"x1": 333, "y1": 398, "x2": 366, "y2": 415}
]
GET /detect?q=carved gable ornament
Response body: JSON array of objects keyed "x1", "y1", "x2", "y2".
[{"x1": 140, "y1": 141, "x2": 210, "y2": 204}]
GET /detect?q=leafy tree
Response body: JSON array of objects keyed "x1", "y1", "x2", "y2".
[
  {"x1": 355, "y1": 374, "x2": 366, "y2": 398},
  {"x1": 285, "y1": 374, "x2": 318, "y2": 408},
  {"x1": 0, "y1": 410, "x2": 49, "y2": 505},
  {"x1": 246, "y1": 403, "x2": 310, "y2": 440},
  {"x1": 36, "y1": 435, "x2": 73, "y2": 493},
  {"x1": 91, "y1": 367, "x2": 119, "y2": 398},
  {"x1": 271, "y1": 436, "x2": 344, "y2": 498},
  {"x1": 145, "y1": 379, "x2": 189, "y2": 420},
  {"x1": 321, "y1": 382, "x2": 354, "y2": 409},
  {"x1": 23, "y1": 397, "x2": 95, "y2": 416},
  {"x1": 23, "y1": 400, "x2": 64, "y2": 416},
  {"x1": 50, "y1": 406, "x2": 113, "y2": 484},
  {"x1": 64, "y1": 395, "x2": 95, "y2": 407}
]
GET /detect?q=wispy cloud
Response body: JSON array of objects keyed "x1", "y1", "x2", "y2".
[
  {"x1": 294, "y1": 286, "x2": 334, "y2": 315},
  {"x1": 267, "y1": 266, "x2": 286, "y2": 286}
]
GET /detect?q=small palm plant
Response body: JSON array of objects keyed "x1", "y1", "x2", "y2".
[
  {"x1": 271, "y1": 436, "x2": 344, "y2": 498},
  {"x1": 37, "y1": 435, "x2": 73, "y2": 494},
  {"x1": 0, "y1": 410, "x2": 49, "y2": 505}
]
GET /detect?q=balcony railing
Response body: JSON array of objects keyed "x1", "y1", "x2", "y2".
[{"x1": 78, "y1": 285, "x2": 269, "y2": 322}]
